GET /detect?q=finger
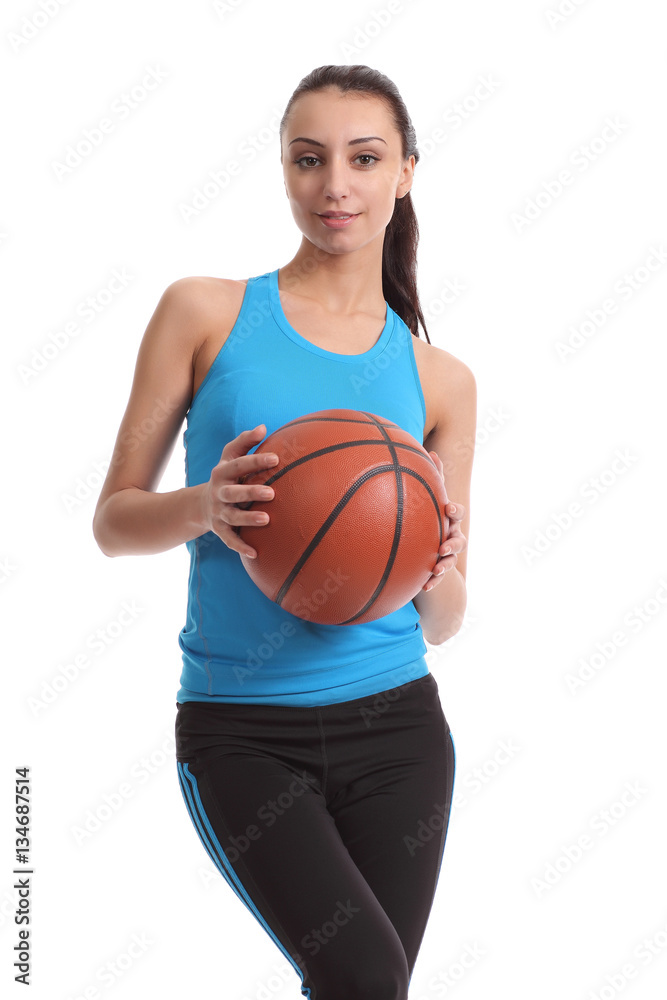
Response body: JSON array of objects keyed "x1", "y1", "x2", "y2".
[
  {"x1": 220, "y1": 424, "x2": 267, "y2": 464},
  {"x1": 424, "y1": 553, "x2": 457, "y2": 589},
  {"x1": 216, "y1": 447, "x2": 280, "y2": 485},
  {"x1": 219, "y1": 525, "x2": 260, "y2": 560},
  {"x1": 218, "y1": 476, "x2": 276, "y2": 505},
  {"x1": 213, "y1": 512, "x2": 270, "y2": 560},
  {"x1": 439, "y1": 537, "x2": 466, "y2": 557},
  {"x1": 217, "y1": 500, "x2": 270, "y2": 528},
  {"x1": 424, "y1": 565, "x2": 449, "y2": 590}
]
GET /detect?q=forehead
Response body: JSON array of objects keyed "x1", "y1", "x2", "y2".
[{"x1": 285, "y1": 88, "x2": 396, "y2": 141}]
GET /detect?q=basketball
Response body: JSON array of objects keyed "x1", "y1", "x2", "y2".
[{"x1": 236, "y1": 408, "x2": 449, "y2": 625}]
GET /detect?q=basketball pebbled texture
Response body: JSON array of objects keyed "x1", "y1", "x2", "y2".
[{"x1": 236, "y1": 409, "x2": 449, "y2": 625}]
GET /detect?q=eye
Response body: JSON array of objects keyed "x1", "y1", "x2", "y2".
[
  {"x1": 293, "y1": 154, "x2": 380, "y2": 169},
  {"x1": 355, "y1": 154, "x2": 379, "y2": 168}
]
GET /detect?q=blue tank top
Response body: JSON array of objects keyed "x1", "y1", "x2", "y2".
[{"x1": 176, "y1": 268, "x2": 430, "y2": 705}]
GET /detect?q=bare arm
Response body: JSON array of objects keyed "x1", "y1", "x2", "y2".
[
  {"x1": 413, "y1": 353, "x2": 477, "y2": 644},
  {"x1": 92, "y1": 278, "x2": 213, "y2": 557},
  {"x1": 94, "y1": 483, "x2": 211, "y2": 557}
]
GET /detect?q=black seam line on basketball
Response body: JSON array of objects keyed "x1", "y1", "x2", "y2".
[
  {"x1": 237, "y1": 440, "x2": 430, "y2": 509},
  {"x1": 337, "y1": 412, "x2": 405, "y2": 625},
  {"x1": 278, "y1": 415, "x2": 398, "y2": 432},
  {"x1": 275, "y1": 464, "x2": 396, "y2": 608},
  {"x1": 274, "y1": 464, "x2": 443, "y2": 614}
]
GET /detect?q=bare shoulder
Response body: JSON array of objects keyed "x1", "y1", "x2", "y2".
[
  {"x1": 412, "y1": 334, "x2": 476, "y2": 443},
  {"x1": 164, "y1": 275, "x2": 247, "y2": 348},
  {"x1": 412, "y1": 333, "x2": 476, "y2": 390},
  {"x1": 169, "y1": 274, "x2": 247, "y2": 303}
]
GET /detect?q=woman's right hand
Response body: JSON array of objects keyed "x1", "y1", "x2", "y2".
[{"x1": 200, "y1": 424, "x2": 279, "y2": 559}]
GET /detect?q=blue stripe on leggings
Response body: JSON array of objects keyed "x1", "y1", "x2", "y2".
[{"x1": 177, "y1": 762, "x2": 311, "y2": 998}]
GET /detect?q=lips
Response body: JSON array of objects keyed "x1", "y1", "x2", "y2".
[{"x1": 317, "y1": 212, "x2": 360, "y2": 229}]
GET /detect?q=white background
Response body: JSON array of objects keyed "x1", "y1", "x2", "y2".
[{"x1": 2, "y1": 1, "x2": 666, "y2": 998}]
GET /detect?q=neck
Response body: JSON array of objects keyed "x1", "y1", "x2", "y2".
[{"x1": 279, "y1": 236, "x2": 386, "y2": 316}]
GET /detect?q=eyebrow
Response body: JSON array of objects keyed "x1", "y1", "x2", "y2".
[{"x1": 288, "y1": 136, "x2": 387, "y2": 148}]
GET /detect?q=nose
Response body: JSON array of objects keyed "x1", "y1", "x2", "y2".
[{"x1": 321, "y1": 156, "x2": 351, "y2": 202}]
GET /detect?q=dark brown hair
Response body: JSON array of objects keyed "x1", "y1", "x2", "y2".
[{"x1": 279, "y1": 64, "x2": 430, "y2": 343}]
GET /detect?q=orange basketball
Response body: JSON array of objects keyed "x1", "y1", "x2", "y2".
[{"x1": 236, "y1": 409, "x2": 449, "y2": 625}]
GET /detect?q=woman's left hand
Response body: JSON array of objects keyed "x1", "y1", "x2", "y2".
[{"x1": 422, "y1": 449, "x2": 467, "y2": 592}]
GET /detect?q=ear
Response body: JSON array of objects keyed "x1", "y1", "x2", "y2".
[{"x1": 396, "y1": 154, "x2": 416, "y2": 199}]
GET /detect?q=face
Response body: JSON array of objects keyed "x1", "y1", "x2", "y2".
[{"x1": 281, "y1": 88, "x2": 415, "y2": 255}]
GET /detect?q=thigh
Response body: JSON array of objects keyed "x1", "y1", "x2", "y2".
[
  {"x1": 175, "y1": 712, "x2": 410, "y2": 1000},
  {"x1": 326, "y1": 674, "x2": 456, "y2": 979}
]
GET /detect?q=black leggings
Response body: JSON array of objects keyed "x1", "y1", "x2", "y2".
[{"x1": 175, "y1": 672, "x2": 456, "y2": 1000}]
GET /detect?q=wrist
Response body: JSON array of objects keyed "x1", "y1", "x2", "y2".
[{"x1": 187, "y1": 482, "x2": 211, "y2": 537}]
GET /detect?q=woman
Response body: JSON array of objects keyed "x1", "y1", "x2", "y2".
[{"x1": 93, "y1": 64, "x2": 475, "y2": 1000}]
